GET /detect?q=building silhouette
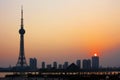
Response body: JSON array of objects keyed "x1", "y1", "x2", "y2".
[
  {"x1": 92, "y1": 54, "x2": 99, "y2": 69},
  {"x1": 16, "y1": 6, "x2": 28, "y2": 67},
  {"x1": 47, "y1": 64, "x2": 52, "y2": 69},
  {"x1": 53, "y1": 62, "x2": 57, "y2": 69},
  {"x1": 67, "y1": 63, "x2": 79, "y2": 70},
  {"x1": 58, "y1": 64, "x2": 63, "y2": 69},
  {"x1": 29, "y1": 58, "x2": 37, "y2": 69},
  {"x1": 41, "y1": 62, "x2": 45, "y2": 69},
  {"x1": 76, "y1": 60, "x2": 81, "y2": 69},
  {"x1": 63, "y1": 62, "x2": 69, "y2": 69},
  {"x1": 82, "y1": 59, "x2": 91, "y2": 69}
]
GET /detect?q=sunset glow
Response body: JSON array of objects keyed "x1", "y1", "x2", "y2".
[
  {"x1": 94, "y1": 53, "x2": 97, "y2": 57},
  {"x1": 0, "y1": 0, "x2": 120, "y2": 67}
]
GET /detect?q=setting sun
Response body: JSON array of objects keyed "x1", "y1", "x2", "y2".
[{"x1": 94, "y1": 53, "x2": 97, "y2": 57}]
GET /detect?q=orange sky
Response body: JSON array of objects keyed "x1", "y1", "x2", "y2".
[{"x1": 0, "y1": 0, "x2": 120, "y2": 67}]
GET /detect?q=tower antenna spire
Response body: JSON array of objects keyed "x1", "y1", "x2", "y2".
[{"x1": 21, "y1": 5, "x2": 24, "y2": 28}]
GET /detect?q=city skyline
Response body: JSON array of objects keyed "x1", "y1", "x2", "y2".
[
  {"x1": 0, "y1": 0, "x2": 120, "y2": 67},
  {"x1": 29, "y1": 53, "x2": 99, "y2": 69}
]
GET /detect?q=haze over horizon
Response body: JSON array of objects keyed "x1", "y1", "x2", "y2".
[{"x1": 0, "y1": 0, "x2": 120, "y2": 67}]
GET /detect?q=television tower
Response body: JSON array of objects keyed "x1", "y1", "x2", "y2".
[{"x1": 16, "y1": 6, "x2": 28, "y2": 67}]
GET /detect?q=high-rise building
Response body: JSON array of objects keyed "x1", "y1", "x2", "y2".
[
  {"x1": 76, "y1": 60, "x2": 81, "y2": 69},
  {"x1": 82, "y1": 59, "x2": 91, "y2": 69},
  {"x1": 16, "y1": 6, "x2": 27, "y2": 67},
  {"x1": 53, "y1": 62, "x2": 57, "y2": 69},
  {"x1": 63, "y1": 62, "x2": 69, "y2": 69},
  {"x1": 47, "y1": 64, "x2": 52, "y2": 69},
  {"x1": 58, "y1": 64, "x2": 63, "y2": 69},
  {"x1": 29, "y1": 58, "x2": 37, "y2": 69},
  {"x1": 41, "y1": 62, "x2": 45, "y2": 69},
  {"x1": 92, "y1": 53, "x2": 99, "y2": 69}
]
